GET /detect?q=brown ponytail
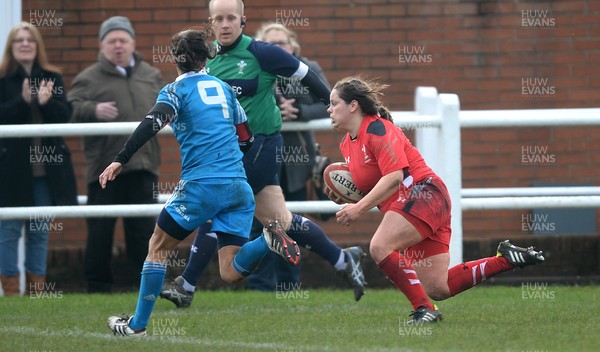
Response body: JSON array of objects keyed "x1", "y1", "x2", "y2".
[{"x1": 377, "y1": 104, "x2": 393, "y2": 122}]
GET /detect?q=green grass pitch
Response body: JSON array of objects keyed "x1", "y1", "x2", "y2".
[{"x1": 1, "y1": 286, "x2": 599, "y2": 351}]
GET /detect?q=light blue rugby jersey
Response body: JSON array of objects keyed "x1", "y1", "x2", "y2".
[{"x1": 156, "y1": 70, "x2": 248, "y2": 181}]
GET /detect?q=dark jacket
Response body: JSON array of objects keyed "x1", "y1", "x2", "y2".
[
  {"x1": 69, "y1": 52, "x2": 162, "y2": 184},
  {"x1": 0, "y1": 64, "x2": 77, "y2": 207},
  {"x1": 276, "y1": 56, "x2": 330, "y2": 193}
]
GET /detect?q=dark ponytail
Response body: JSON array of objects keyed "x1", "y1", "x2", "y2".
[
  {"x1": 171, "y1": 26, "x2": 216, "y2": 72},
  {"x1": 377, "y1": 104, "x2": 392, "y2": 122}
]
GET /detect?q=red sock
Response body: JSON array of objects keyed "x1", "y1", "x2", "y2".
[
  {"x1": 378, "y1": 251, "x2": 434, "y2": 311},
  {"x1": 447, "y1": 256, "x2": 513, "y2": 296}
]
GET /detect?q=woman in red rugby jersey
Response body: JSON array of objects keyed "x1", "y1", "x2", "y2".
[{"x1": 325, "y1": 76, "x2": 545, "y2": 323}]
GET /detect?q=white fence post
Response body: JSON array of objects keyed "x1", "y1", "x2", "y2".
[
  {"x1": 415, "y1": 87, "x2": 441, "y2": 175},
  {"x1": 438, "y1": 93, "x2": 463, "y2": 266},
  {"x1": 416, "y1": 87, "x2": 463, "y2": 266}
]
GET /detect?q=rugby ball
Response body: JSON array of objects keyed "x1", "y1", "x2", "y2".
[{"x1": 323, "y1": 162, "x2": 365, "y2": 203}]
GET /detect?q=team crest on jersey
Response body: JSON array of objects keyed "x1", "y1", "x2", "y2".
[
  {"x1": 345, "y1": 156, "x2": 350, "y2": 164},
  {"x1": 361, "y1": 145, "x2": 372, "y2": 163},
  {"x1": 237, "y1": 60, "x2": 247, "y2": 74}
]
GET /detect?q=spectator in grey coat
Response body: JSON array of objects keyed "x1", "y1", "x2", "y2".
[{"x1": 69, "y1": 16, "x2": 163, "y2": 293}]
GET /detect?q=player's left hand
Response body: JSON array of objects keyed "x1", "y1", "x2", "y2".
[
  {"x1": 336, "y1": 203, "x2": 362, "y2": 226},
  {"x1": 99, "y1": 162, "x2": 123, "y2": 189},
  {"x1": 324, "y1": 184, "x2": 345, "y2": 204}
]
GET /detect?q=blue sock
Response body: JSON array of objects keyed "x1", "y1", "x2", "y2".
[
  {"x1": 129, "y1": 261, "x2": 167, "y2": 331},
  {"x1": 181, "y1": 222, "x2": 218, "y2": 286},
  {"x1": 287, "y1": 214, "x2": 342, "y2": 266},
  {"x1": 232, "y1": 235, "x2": 269, "y2": 276}
]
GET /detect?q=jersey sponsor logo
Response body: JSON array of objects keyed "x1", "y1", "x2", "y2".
[
  {"x1": 231, "y1": 85, "x2": 243, "y2": 95},
  {"x1": 223, "y1": 78, "x2": 259, "y2": 97}
]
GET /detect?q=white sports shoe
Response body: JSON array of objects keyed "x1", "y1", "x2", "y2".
[{"x1": 107, "y1": 316, "x2": 147, "y2": 337}]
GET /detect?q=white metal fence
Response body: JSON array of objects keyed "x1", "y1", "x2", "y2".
[{"x1": 2, "y1": 87, "x2": 600, "y2": 267}]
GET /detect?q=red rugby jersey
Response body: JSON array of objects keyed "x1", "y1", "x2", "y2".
[{"x1": 339, "y1": 115, "x2": 436, "y2": 196}]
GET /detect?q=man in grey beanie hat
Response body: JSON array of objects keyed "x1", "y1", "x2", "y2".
[
  {"x1": 99, "y1": 16, "x2": 136, "y2": 41},
  {"x1": 69, "y1": 15, "x2": 162, "y2": 293}
]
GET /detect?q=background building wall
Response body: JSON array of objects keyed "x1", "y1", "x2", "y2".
[{"x1": 19, "y1": 0, "x2": 599, "y2": 252}]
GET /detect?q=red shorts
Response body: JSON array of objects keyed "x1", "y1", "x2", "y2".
[{"x1": 380, "y1": 175, "x2": 451, "y2": 259}]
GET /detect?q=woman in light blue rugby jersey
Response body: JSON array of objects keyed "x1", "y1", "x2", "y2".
[{"x1": 98, "y1": 27, "x2": 299, "y2": 337}]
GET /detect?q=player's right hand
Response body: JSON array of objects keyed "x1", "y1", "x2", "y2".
[
  {"x1": 99, "y1": 162, "x2": 123, "y2": 189},
  {"x1": 96, "y1": 101, "x2": 119, "y2": 121}
]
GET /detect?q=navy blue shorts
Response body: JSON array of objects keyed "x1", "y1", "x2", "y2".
[{"x1": 243, "y1": 133, "x2": 283, "y2": 194}]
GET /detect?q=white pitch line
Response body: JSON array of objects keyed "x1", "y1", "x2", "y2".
[
  {"x1": 2, "y1": 326, "x2": 333, "y2": 351},
  {"x1": 1, "y1": 326, "x2": 407, "y2": 352}
]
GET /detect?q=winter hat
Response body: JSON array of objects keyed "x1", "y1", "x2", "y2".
[{"x1": 99, "y1": 16, "x2": 135, "y2": 41}]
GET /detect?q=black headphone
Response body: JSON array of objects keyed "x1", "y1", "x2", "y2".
[{"x1": 241, "y1": 18, "x2": 246, "y2": 27}]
